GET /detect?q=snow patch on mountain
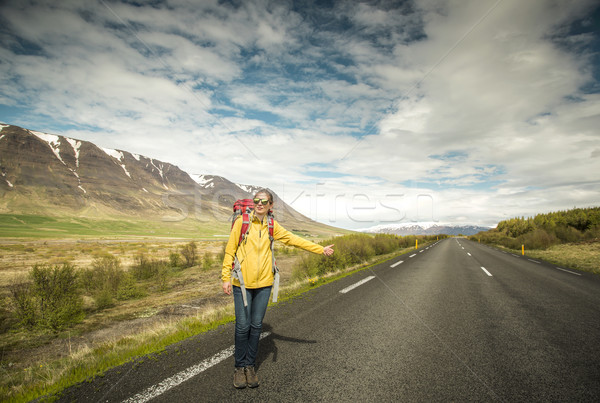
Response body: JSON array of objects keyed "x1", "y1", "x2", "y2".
[
  {"x1": 192, "y1": 174, "x2": 212, "y2": 187},
  {"x1": 2, "y1": 171, "x2": 13, "y2": 188},
  {"x1": 66, "y1": 138, "x2": 82, "y2": 167},
  {"x1": 101, "y1": 147, "x2": 132, "y2": 179},
  {"x1": 236, "y1": 183, "x2": 260, "y2": 194},
  {"x1": 32, "y1": 130, "x2": 66, "y2": 166},
  {"x1": 362, "y1": 222, "x2": 491, "y2": 236}
]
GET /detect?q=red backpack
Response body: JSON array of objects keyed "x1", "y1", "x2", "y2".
[
  {"x1": 230, "y1": 199, "x2": 279, "y2": 306},
  {"x1": 231, "y1": 199, "x2": 274, "y2": 245}
]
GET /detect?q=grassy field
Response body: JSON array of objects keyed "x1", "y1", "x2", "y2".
[
  {"x1": 523, "y1": 241, "x2": 600, "y2": 274},
  {"x1": 0, "y1": 213, "x2": 230, "y2": 239},
  {"x1": 482, "y1": 240, "x2": 600, "y2": 274},
  {"x1": 0, "y1": 213, "x2": 346, "y2": 240}
]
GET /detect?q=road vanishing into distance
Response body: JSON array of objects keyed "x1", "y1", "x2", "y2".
[{"x1": 57, "y1": 238, "x2": 600, "y2": 402}]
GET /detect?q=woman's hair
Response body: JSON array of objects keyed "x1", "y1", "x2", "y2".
[{"x1": 254, "y1": 188, "x2": 274, "y2": 204}]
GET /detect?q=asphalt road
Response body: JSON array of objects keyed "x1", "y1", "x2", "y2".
[{"x1": 55, "y1": 238, "x2": 600, "y2": 402}]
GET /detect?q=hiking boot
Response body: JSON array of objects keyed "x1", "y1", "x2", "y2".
[
  {"x1": 233, "y1": 367, "x2": 247, "y2": 389},
  {"x1": 245, "y1": 366, "x2": 259, "y2": 388}
]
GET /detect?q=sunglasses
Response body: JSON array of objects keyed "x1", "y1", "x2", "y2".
[{"x1": 253, "y1": 198, "x2": 270, "y2": 206}]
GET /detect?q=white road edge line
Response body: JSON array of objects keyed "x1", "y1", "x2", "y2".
[
  {"x1": 480, "y1": 267, "x2": 493, "y2": 276},
  {"x1": 409, "y1": 254, "x2": 417, "y2": 258},
  {"x1": 340, "y1": 276, "x2": 376, "y2": 294},
  {"x1": 528, "y1": 259, "x2": 541, "y2": 264},
  {"x1": 467, "y1": 253, "x2": 472, "y2": 256},
  {"x1": 555, "y1": 267, "x2": 582, "y2": 276},
  {"x1": 122, "y1": 332, "x2": 271, "y2": 403},
  {"x1": 390, "y1": 260, "x2": 404, "y2": 268}
]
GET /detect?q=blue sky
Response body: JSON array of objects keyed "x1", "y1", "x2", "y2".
[{"x1": 1, "y1": 0, "x2": 599, "y2": 229}]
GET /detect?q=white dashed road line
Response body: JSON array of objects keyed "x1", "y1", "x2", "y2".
[
  {"x1": 122, "y1": 332, "x2": 271, "y2": 403},
  {"x1": 390, "y1": 260, "x2": 404, "y2": 268},
  {"x1": 480, "y1": 267, "x2": 493, "y2": 277},
  {"x1": 554, "y1": 267, "x2": 582, "y2": 276},
  {"x1": 528, "y1": 259, "x2": 541, "y2": 264},
  {"x1": 339, "y1": 276, "x2": 376, "y2": 294},
  {"x1": 409, "y1": 254, "x2": 417, "y2": 258}
]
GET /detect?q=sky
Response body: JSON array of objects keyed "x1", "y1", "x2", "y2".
[{"x1": 1, "y1": 0, "x2": 599, "y2": 230}]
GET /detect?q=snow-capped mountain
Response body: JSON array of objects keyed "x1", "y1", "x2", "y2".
[
  {"x1": 191, "y1": 174, "x2": 262, "y2": 197},
  {"x1": 362, "y1": 222, "x2": 491, "y2": 236},
  {"x1": 0, "y1": 124, "x2": 326, "y2": 230}
]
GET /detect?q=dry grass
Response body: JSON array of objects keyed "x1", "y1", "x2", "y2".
[{"x1": 522, "y1": 240, "x2": 600, "y2": 274}]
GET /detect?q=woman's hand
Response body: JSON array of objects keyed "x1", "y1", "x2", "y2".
[
  {"x1": 222, "y1": 281, "x2": 232, "y2": 295},
  {"x1": 323, "y1": 244, "x2": 334, "y2": 256}
]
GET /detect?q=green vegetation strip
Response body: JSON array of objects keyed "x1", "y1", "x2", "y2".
[
  {"x1": 0, "y1": 214, "x2": 228, "y2": 239},
  {"x1": 3, "y1": 314, "x2": 234, "y2": 403}
]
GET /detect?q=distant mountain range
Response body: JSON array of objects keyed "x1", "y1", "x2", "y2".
[
  {"x1": 0, "y1": 124, "x2": 339, "y2": 235},
  {"x1": 362, "y1": 222, "x2": 491, "y2": 236}
]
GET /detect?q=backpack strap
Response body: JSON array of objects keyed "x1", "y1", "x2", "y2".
[
  {"x1": 238, "y1": 212, "x2": 251, "y2": 245},
  {"x1": 232, "y1": 212, "x2": 252, "y2": 307},
  {"x1": 268, "y1": 214, "x2": 280, "y2": 303}
]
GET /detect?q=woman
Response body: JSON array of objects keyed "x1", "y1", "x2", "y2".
[{"x1": 222, "y1": 189, "x2": 334, "y2": 389}]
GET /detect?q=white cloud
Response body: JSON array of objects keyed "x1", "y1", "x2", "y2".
[{"x1": 1, "y1": 0, "x2": 599, "y2": 229}]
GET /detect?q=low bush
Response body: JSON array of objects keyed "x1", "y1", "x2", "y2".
[
  {"x1": 9, "y1": 263, "x2": 84, "y2": 331},
  {"x1": 292, "y1": 233, "x2": 434, "y2": 281},
  {"x1": 79, "y1": 255, "x2": 143, "y2": 308},
  {"x1": 9, "y1": 280, "x2": 37, "y2": 328},
  {"x1": 116, "y1": 273, "x2": 145, "y2": 300},
  {"x1": 169, "y1": 251, "x2": 181, "y2": 268},
  {"x1": 180, "y1": 241, "x2": 198, "y2": 267},
  {"x1": 132, "y1": 254, "x2": 169, "y2": 280},
  {"x1": 516, "y1": 228, "x2": 558, "y2": 250}
]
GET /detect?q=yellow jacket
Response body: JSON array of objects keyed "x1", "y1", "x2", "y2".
[{"x1": 221, "y1": 213, "x2": 324, "y2": 288}]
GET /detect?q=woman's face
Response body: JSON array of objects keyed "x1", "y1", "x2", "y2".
[{"x1": 253, "y1": 192, "x2": 272, "y2": 215}]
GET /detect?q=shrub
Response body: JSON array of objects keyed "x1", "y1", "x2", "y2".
[
  {"x1": 291, "y1": 233, "x2": 420, "y2": 280},
  {"x1": 157, "y1": 266, "x2": 170, "y2": 292},
  {"x1": 180, "y1": 241, "x2": 198, "y2": 267},
  {"x1": 169, "y1": 251, "x2": 181, "y2": 268},
  {"x1": 518, "y1": 229, "x2": 558, "y2": 250},
  {"x1": 131, "y1": 254, "x2": 161, "y2": 280},
  {"x1": 30, "y1": 263, "x2": 83, "y2": 331},
  {"x1": 9, "y1": 280, "x2": 37, "y2": 328},
  {"x1": 79, "y1": 255, "x2": 130, "y2": 309},
  {"x1": 94, "y1": 287, "x2": 114, "y2": 310},
  {"x1": 554, "y1": 226, "x2": 583, "y2": 243},
  {"x1": 584, "y1": 225, "x2": 600, "y2": 240},
  {"x1": 116, "y1": 273, "x2": 145, "y2": 300}
]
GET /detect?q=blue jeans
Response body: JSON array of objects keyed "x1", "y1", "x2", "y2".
[{"x1": 233, "y1": 285, "x2": 272, "y2": 368}]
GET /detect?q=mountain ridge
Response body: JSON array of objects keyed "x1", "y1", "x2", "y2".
[
  {"x1": 0, "y1": 124, "x2": 342, "y2": 237},
  {"x1": 362, "y1": 222, "x2": 491, "y2": 236}
]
